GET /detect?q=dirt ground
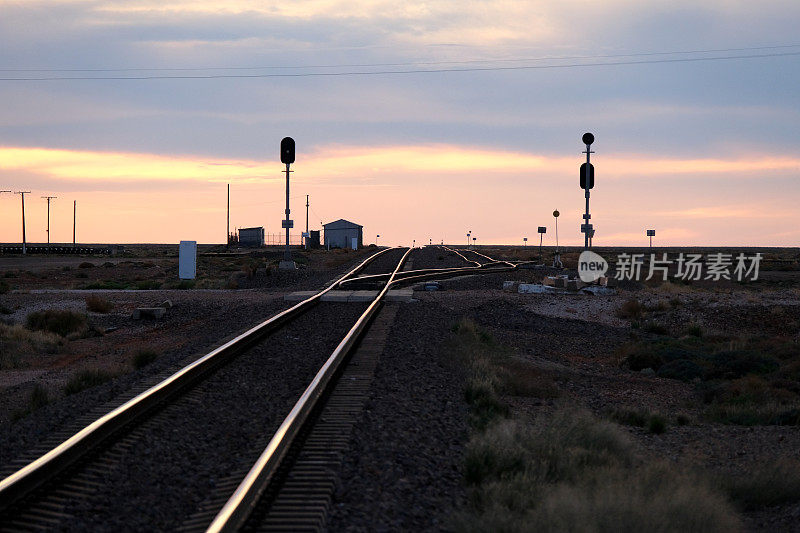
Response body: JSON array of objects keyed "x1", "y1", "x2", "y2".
[{"x1": 1, "y1": 244, "x2": 799, "y2": 531}]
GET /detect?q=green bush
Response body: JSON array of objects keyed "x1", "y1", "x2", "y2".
[
  {"x1": 11, "y1": 384, "x2": 50, "y2": 421},
  {"x1": 26, "y1": 310, "x2": 87, "y2": 337},
  {"x1": 657, "y1": 359, "x2": 703, "y2": 382},
  {"x1": 723, "y1": 459, "x2": 800, "y2": 509},
  {"x1": 706, "y1": 350, "x2": 779, "y2": 380},
  {"x1": 647, "y1": 414, "x2": 667, "y2": 434},
  {"x1": 132, "y1": 349, "x2": 158, "y2": 369},
  {"x1": 135, "y1": 280, "x2": 162, "y2": 290},
  {"x1": 642, "y1": 321, "x2": 668, "y2": 335},
  {"x1": 63, "y1": 369, "x2": 113, "y2": 395}
]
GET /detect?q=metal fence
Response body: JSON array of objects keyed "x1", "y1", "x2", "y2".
[{"x1": 265, "y1": 233, "x2": 304, "y2": 246}]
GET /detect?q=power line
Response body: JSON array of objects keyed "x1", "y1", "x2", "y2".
[
  {"x1": 1, "y1": 51, "x2": 798, "y2": 81},
  {"x1": 1, "y1": 43, "x2": 798, "y2": 73}
]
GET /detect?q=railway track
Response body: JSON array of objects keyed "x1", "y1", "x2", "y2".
[{"x1": 0, "y1": 245, "x2": 522, "y2": 531}]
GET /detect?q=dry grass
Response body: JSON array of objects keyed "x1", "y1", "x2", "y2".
[
  {"x1": 85, "y1": 295, "x2": 114, "y2": 313},
  {"x1": 449, "y1": 318, "x2": 560, "y2": 429},
  {"x1": 721, "y1": 459, "x2": 800, "y2": 510},
  {"x1": 455, "y1": 409, "x2": 739, "y2": 533},
  {"x1": 0, "y1": 323, "x2": 61, "y2": 369},
  {"x1": 26, "y1": 309, "x2": 87, "y2": 337},
  {"x1": 616, "y1": 298, "x2": 645, "y2": 320}
]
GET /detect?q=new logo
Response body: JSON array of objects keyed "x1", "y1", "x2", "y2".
[{"x1": 578, "y1": 250, "x2": 608, "y2": 282}]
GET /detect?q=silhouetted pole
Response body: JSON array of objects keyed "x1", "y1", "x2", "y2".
[
  {"x1": 15, "y1": 191, "x2": 30, "y2": 254},
  {"x1": 305, "y1": 194, "x2": 309, "y2": 249},
  {"x1": 227, "y1": 184, "x2": 230, "y2": 249},
  {"x1": 581, "y1": 132, "x2": 595, "y2": 250},
  {"x1": 73, "y1": 200, "x2": 76, "y2": 247},
  {"x1": 279, "y1": 137, "x2": 296, "y2": 268},
  {"x1": 42, "y1": 196, "x2": 57, "y2": 249}
]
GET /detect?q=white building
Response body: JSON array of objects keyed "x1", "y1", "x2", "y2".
[{"x1": 323, "y1": 219, "x2": 363, "y2": 249}]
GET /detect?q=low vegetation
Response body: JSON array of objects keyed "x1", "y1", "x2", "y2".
[
  {"x1": 85, "y1": 295, "x2": 114, "y2": 313},
  {"x1": 63, "y1": 369, "x2": 113, "y2": 395},
  {"x1": 721, "y1": 459, "x2": 800, "y2": 510},
  {"x1": 132, "y1": 348, "x2": 158, "y2": 369},
  {"x1": 618, "y1": 332, "x2": 800, "y2": 425},
  {"x1": 0, "y1": 323, "x2": 62, "y2": 369},
  {"x1": 12, "y1": 384, "x2": 50, "y2": 421},
  {"x1": 0, "y1": 280, "x2": 9, "y2": 294},
  {"x1": 609, "y1": 407, "x2": 668, "y2": 434},
  {"x1": 449, "y1": 319, "x2": 739, "y2": 532},
  {"x1": 448, "y1": 318, "x2": 558, "y2": 429},
  {"x1": 26, "y1": 309, "x2": 87, "y2": 337}
]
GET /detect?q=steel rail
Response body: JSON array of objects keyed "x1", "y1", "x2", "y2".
[
  {"x1": 439, "y1": 245, "x2": 482, "y2": 267},
  {"x1": 0, "y1": 246, "x2": 400, "y2": 512},
  {"x1": 206, "y1": 247, "x2": 414, "y2": 532},
  {"x1": 460, "y1": 247, "x2": 516, "y2": 268},
  {"x1": 338, "y1": 246, "x2": 503, "y2": 286}
]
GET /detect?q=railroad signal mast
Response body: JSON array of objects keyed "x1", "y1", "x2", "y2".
[
  {"x1": 580, "y1": 132, "x2": 595, "y2": 250},
  {"x1": 279, "y1": 137, "x2": 297, "y2": 270},
  {"x1": 647, "y1": 229, "x2": 656, "y2": 248},
  {"x1": 553, "y1": 210, "x2": 562, "y2": 268}
]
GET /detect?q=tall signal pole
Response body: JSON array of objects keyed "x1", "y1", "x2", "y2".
[
  {"x1": 580, "y1": 132, "x2": 595, "y2": 250},
  {"x1": 73, "y1": 200, "x2": 76, "y2": 247},
  {"x1": 15, "y1": 191, "x2": 30, "y2": 254},
  {"x1": 279, "y1": 137, "x2": 296, "y2": 270},
  {"x1": 227, "y1": 183, "x2": 230, "y2": 249},
  {"x1": 41, "y1": 196, "x2": 57, "y2": 249}
]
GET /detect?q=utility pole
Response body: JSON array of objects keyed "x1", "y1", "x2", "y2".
[
  {"x1": 305, "y1": 194, "x2": 309, "y2": 250},
  {"x1": 227, "y1": 183, "x2": 230, "y2": 249},
  {"x1": 41, "y1": 196, "x2": 57, "y2": 249},
  {"x1": 73, "y1": 200, "x2": 76, "y2": 247},
  {"x1": 15, "y1": 191, "x2": 30, "y2": 254}
]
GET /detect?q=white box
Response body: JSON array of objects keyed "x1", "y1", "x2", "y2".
[{"x1": 179, "y1": 240, "x2": 197, "y2": 279}]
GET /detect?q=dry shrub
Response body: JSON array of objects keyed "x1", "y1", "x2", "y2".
[
  {"x1": 456, "y1": 410, "x2": 740, "y2": 533},
  {"x1": 63, "y1": 369, "x2": 113, "y2": 395},
  {"x1": 652, "y1": 281, "x2": 693, "y2": 295},
  {"x1": 616, "y1": 298, "x2": 644, "y2": 320},
  {"x1": 0, "y1": 323, "x2": 61, "y2": 369},
  {"x1": 722, "y1": 458, "x2": 800, "y2": 509},
  {"x1": 85, "y1": 295, "x2": 114, "y2": 313},
  {"x1": 26, "y1": 309, "x2": 86, "y2": 337}
]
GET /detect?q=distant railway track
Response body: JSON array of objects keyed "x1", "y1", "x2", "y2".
[{"x1": 0, "y1": 245, "x2": 523, "y2": 531}]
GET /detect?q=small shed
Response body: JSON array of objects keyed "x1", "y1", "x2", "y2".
[
  {"x1": 239, "y1": 227, "x2": 265, "y2": 247},
  {"x1": 323, "y1": 219, "x2": 363, "y2": 249}
]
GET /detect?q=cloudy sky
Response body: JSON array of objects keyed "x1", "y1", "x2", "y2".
[{"x1": 1, "y1": 0, "x2": 798, "y2": 246}]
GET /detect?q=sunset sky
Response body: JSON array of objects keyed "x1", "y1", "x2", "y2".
[{"x1": 1, "y1": 1, "x2": 798, "y2": 246}]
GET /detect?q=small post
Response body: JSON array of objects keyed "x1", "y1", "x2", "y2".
[{"x1": 376, "y1": 234, "x2": 380, "y2": 246}]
